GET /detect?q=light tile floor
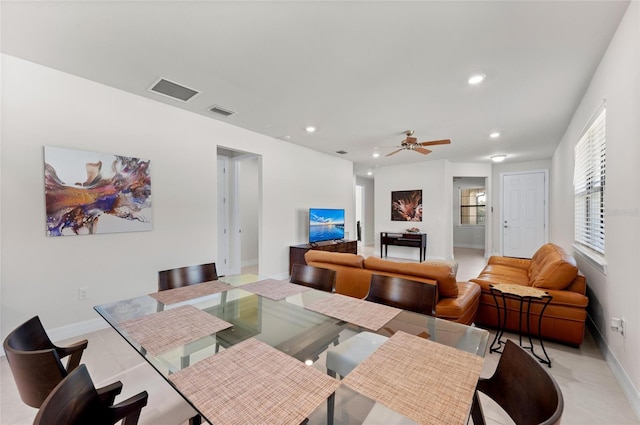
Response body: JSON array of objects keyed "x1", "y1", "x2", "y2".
[{"x1": 2, "y1": 248, "x2": 638, "y2": 424}]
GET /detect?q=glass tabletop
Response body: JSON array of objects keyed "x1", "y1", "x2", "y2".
[{"x1": 94, "y1": 276, "x2": 489, "y2": 425}]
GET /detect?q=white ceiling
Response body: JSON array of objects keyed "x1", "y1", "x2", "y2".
[{"x1": 1, "y1": 1, "x2": 630, "y2": 177}]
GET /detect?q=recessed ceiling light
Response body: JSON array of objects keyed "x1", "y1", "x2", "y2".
[
  {"x1": 468, "y1": 74, "x2": 486, "y2": 85},
  {"x1": 367, "y1": 171, "x2": 373, "y2": 176},
  {"x1": 490, "y1": 132, "x2": 501, "y2": 139},
  {"x1": 491, "y1": 154, "x2": 507, "y2": 162},
  {"x1": 305, "y1": 126, "x2": 316, "y2": 133},
  {"x1": 283, "y1": 135, "x2": 291, "y2": 139},
  {"x1": 372, "y1": 152, "x2": 380, "y2": 158}
]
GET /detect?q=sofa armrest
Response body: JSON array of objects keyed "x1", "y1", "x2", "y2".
[{"x1": 487, "y1": 256, "x2": 531, "y2": 270}]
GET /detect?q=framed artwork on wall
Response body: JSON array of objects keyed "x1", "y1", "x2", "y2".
[
  {"x1": 44, "y1": 146, "x2": 152, "y2": 236},
  {"x1": 391, "y1": 190, "x2": 422, "y2": 222}
]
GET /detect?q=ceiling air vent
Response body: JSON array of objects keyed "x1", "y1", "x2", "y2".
[
  {"x1": 148, "y1": 78, "x2": 199, "y2": 102},
  {"x1": 208, "y1": 105, "x2": 236, "y2": 117},
  {"x1": 336, "y1": 150, "x2": 348, "y2": 155}
]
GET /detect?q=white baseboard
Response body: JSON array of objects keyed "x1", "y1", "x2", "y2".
[
  {"x1": 241, "y1": 258, "x2": 258, "y2": 268},
  {"x1": 0, "y1": 317, "x2": 109, "y2": 357},
  {"x1": 48, "y1": 317, "x2": 110, "y2": 342},
  {"x1": 453, "y1": 243, "x2": 485, "y2": 249},
  {"x1": 587, "y1": 318, "x2": 640, "y2": 420},
  {"x1": 271, "y1": 272, "x2": 291, "y2": 280}
]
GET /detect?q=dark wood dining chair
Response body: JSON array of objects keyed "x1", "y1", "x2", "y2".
[
  {"x1": 365, "y1": 274, "x2": 437, "y2": 316},
  {"x1": 158, "y1": 262, "x2": 218, "y2": 291},
  {"x1": 471, "y1": 339, "x2": 564, "y2": 425},
  {"x1": 3, "y1": 315, "x2": 88, "y2": 408},
  {"x1": 33, "y1": 364, "x2": 148, "y2": 425},
  {"x1": 290, "y1": 263, "x2": 336, "y2": 292}
]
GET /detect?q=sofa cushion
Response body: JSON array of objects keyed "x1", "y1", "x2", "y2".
[
  {"x1": 364, "y1": 257, "x2": 459, "y2": 298},
  {"x1": 477, "y1": 264, "x2": 529, "y2": 282},
  {"x1": 435, "y1": 282, "x2": 480, "y2": 325},
  {"x1": 529, "y1": 243, "x2": 578, "y2": 290},
  {"x1": 304, "y1": 251, "x2": 365, "y2": 268}
]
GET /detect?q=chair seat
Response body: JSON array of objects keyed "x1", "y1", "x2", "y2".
[
  {"x1": 97, "y1": 363, "x2": 200, "y2": 425},
  {"x1": 326, "y1": 332, "x2": 388, "y2": 378},
  {"x1": 362, "y1": 402, "x2": 416, "y2": 425}
]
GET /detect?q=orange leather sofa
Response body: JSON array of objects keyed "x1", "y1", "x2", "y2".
[
  {"x1": 470, "y1": 243, "x2": 588, "y2": 346},
  {"x1": 304, "y1": 250, "x2": 481, "y2": 325}
]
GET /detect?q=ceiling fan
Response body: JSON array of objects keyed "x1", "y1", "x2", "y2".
[{"x1": 385, "y1": 130, "x2": 451, "y2": 157}]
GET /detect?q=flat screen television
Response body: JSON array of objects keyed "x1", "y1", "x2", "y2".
[{"x1": 309, "y1": 208, "x2": 345, "y2": 243}]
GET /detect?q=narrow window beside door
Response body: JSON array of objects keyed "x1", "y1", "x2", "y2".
[
  {"x1": 460, "y1": 188, "x2": 486, "y2": 225},
  {"x1": 574, "y1": 106, "x2": 606, "y2": 255}
]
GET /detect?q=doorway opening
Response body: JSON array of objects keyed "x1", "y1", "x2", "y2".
[
  {"x1": 356, "y1": 185, "x2": 363, "y2": 243},
  {"x1": 217, "y1": 147, "x2": 261, "y2": 277},
  {"x1": 452, "y1": 176, "x2": 487, "y2": 258}
]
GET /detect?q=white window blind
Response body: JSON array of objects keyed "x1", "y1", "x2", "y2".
[{"x1": 574, "y1": 106, "x2": 606, "y2": 255}]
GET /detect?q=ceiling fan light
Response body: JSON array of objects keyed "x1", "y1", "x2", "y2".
[
  {"x1": 468, "y1": 74, "x2": 486, "y2": 85},
  {"x1": 491, "y1": 154, "x2": 507, "y2": 162}
]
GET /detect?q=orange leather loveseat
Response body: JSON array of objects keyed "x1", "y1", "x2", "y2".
[
  {"x1": 304, "y1": 250, "x2": 481, "y2": 325},
  {"x1": 470, "y1": 243, "x2": 588, "y2": 346}
]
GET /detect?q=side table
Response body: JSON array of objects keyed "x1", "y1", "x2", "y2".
[{"x1": 489, "y1": 283, "x2": 553, "y2": 367}]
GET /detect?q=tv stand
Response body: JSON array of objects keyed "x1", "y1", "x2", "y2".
[{"x1": 289, "y1": 240, "x2": 357, "y2": 274}]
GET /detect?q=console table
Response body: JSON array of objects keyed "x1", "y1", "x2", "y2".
[
  {"x1": 380, "y1": 232, "x2": 427, "y2": 261},
  {"x1": 289, "y1": 240, "x2": 357, "y2": 274}
]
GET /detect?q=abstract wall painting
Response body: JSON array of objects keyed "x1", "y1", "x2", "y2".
[
  {"x1": 44, "y1": 146, "x2": 152, "y2": 236},
  {"x1": 391, "y1": 190, "x2": 422, "y2": 222}
]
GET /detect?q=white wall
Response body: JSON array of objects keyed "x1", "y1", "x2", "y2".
[
  {"x1": 355, "y1": 176, "x2": 375, "y2": 246},
  {"x1": 374, "y1": 160, "x2": 451, "y2": 260},
  {"x1": 238, "y1": 156, "x2": 259, "y2": 268},
  {"x1": 0, "y1": 55, "x2": 354, "y2": 337},
  {"x1": 550, "y1": 1, "x2": 640, "y2": 414}
]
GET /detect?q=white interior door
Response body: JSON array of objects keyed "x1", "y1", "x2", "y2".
[
  {"x1": 217, "y1": 157, "x2": 230, "y2": 275},
  {"x1": 502, "y1": 171, "x2": 547, "y2": 258}
]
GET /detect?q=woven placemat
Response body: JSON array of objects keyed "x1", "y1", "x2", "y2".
[
  {"x1": 491, "y1": 283, "x2": 549, "y2": 298},
  {"x1": 149, "y1": 281, "x2": 232, "y2": 305},
  {"x1": 169, "y1": 337, "x2": 340, "y2": 425},
  {"x1": 239, "y1": 278, "x2": 311, "y2": 300},
  {"x1": 342, "y1": 331, "x2": 484, "y2": 425},
  {"x1": 119, "y1": 305, "x2": 232, "y2": 356},
  {"x1": 305, "y1": 293, "x2": 401, "y2": 331}
]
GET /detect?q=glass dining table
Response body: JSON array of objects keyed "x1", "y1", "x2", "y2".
[{"x1": 94, "y1": 275, "x2": 489, "y2": 425}]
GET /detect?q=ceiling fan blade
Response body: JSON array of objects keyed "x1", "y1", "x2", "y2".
[
  {"x1": 418, "y1": 139, "x2": 451, "y2": 146},
  {"x1": 385, "y1": 148, "x2": 404, "y2": 157},
  {"x1": 414, "y1": 147, "x2": 432, "y2": 155}
]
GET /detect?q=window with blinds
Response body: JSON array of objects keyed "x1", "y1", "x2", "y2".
[
  {"x1": 574, "y1": 106, "x2": 606, "y2": 255},
  {"x1": 460, "y1": 188, "x2": 486, "y2": 225}
]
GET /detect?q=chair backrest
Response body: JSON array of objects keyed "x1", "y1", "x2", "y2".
[
  {"x1": 33, "y1": 364, "x2": 148, "y2": 425},
  {"x1": 158, "y1": 262, "x2": 218, "y2": 291},
  {"x1": 365, "y1": 274, "x2": 437, "y2": 316},
  {"x1": 471, "y1": 339, "x2": 564, "y2": 425},
  {"x1": 290, "y1": 264, "x2": 336, "y2": 292},
  {"x1": 3, "y1": 316, "x2": 84, "y2": 408}
]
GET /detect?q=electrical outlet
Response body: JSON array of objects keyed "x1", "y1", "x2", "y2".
[
  {"x1": 610, "y1": 317, "x2": 626, "y2": 336},
  {"x1": 78, "y1": 287, "x2": 88, "y2": 300}
]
